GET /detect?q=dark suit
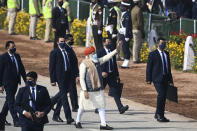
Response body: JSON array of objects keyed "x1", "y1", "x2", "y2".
[
  {"x1": 97, "y1": 46, "x2": 123, "y2": 110},
  {"x1": 49, "y1": 47, "x2": 76, "y2": 121},
  {"x1": 52, "y1": 6, "x2": 68, "y2": 49},
  {"x1": 0, "y1": 52, "x2": 26, "y2": 122},
  {"x1": 52, "y1": 44, "x2": 79, "y2": 116},
  {"x1": 146, "y1": 49, "x2": 173, "y2": 117},
  {"x1": 15, "y1": 85, "x2": 51, "y2": 131}
]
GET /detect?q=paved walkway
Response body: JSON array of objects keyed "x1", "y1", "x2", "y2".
[{"x1": 0, "y1": 75, "x2": 197, "y2": 131}]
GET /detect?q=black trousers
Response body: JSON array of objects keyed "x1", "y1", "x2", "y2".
[
  {"x1": 92, "y1": 25, "x2": 103, "y2": 50},
  {"x1": 21, "y1": 124, "x2": 44, "y2": 131},
  {"x1": 119, "y1": 34, "x2": 131, "y2": 59},
  {"x1": 52, "y1": 79, "x2": 79, "y2": 117},
  {"x1": 1, "y1": 84, "x2": 18, "y2": 122},
  {"x1": 103, "y1": 73, "x2": 123, "y2": 110},
  {"x1": 154, "y1": 78, "x2": 169, "y2": 117},
  {"x1": 56, "y1": 72, "x2": 72, "y2": 121},
  {"x1": 54, "y1": 24, "x2": 67, "y2": 49}
]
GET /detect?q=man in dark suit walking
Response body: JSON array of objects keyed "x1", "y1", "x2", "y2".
[
  {"x1": 52, "y1": 0, "x2": 68, "y2": 49},
  {"x1": 49, "y1": 37, "x2": 75, "y2": 124},
  {"x1": 97, "y1": 37, "x2": 129, "y2": 114},
  {"x1": 0, "y1": 41, "x2": 26, "y2": 127},
  {"x1": 15, "y1": 71, "x2": 51, "y2": 131},
  {"x1": 51, "y1": 34, "x2": 79, "y2": 122},
  {"x1": 146, "y1": 37, "x2": 174, "y2": 122}
]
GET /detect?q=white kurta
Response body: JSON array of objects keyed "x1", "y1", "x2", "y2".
[{"x1": 79, "y1": 49, "x2": 118, "y2": 110}]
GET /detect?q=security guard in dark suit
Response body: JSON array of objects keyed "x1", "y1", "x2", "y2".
[
  {"x1": 97, "y1": 38, "x2": 129, "y2": 114},
  {"x1": 106, "y1": 0, "x2": 118, "y2": 50},
  {"x1": 51, "y1": 34, "x2": 79, "y2": 122},
  {"x1": 49, "y1": 37, "x2": 76, "y2": 124},
  {"x1": 0, "y1": 41, "x2": 26, "y2": 127},
  {"x1": 146, "y1": 37, "x2": 174, "y2": 122},
  {"x1": 90, "y1": 0, "x2": 103, "y2": 50},
  {"x1": 15, "y1": 71, "x2": 51, "y2": 131},
  {"x1": 119, "y1": 1, "x2": 132, "y2": 68},
  {"x1": 52, "y1": 0, "x2": 68, "y2": 49}
]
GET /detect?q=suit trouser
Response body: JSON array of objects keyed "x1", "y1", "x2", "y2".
[
  {"x1": 132, "y1": 29, "x2": 143, "y2": 62},
  {"x1": 8, "y1": 8, "x2": 17, "y2": 34},
  {"x1": 57, "y1": 72, "x2": 72, "y2": 121},
  {"x1": 1, "y1": 84, "x2": 18, "y2": 122},
  {"x1": 29, "y1": 15, "x2": 38, "y2": 38},
  {"x1": 21, "y1": 124, "x2": 44, "y2": 131},
  {"x1": 52, "y1": 80, "x2": 79, "y2": 116},
  {"x1": 119, "y1": 34, "x2": 131, "y2": 60},
  {"x1": 54, "y1": 24, "x2": 66, "y2": 49},
  {"x1": 44, "y1": 18, "x2": 52, "y2": 42},
  {"x1": 103, "y1": 73, "x2": 123, "y2": 110},
  {"x1": 154, "y1": 79, "x2": 168, "y2": 117},
  {"x1": 92, "y1": 25, "x2": 103, "y2": 50}
]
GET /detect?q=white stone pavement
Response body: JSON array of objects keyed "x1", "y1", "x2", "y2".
[{"x1": 0, "y1": 75, "x2": 197, "y2": 131}]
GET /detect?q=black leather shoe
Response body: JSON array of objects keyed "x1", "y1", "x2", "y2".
[
  {"x1": 67, "y1": 118, "x2": 74, "y2": 124},
  {"x1": 155, "y1": 114, "x2": 170, "y2": 122},
  {"x1": 9, "y1": 32, "x2": 17, "y2": 35},
  {"x1": 95, "y1": 108, "x2": 99, "y2": 114},
  {"x1": 72, "y1": 108, "x2": 78, "y2": 112},
  {"x1": 119, "y1": 105, "x2": 129, "y2": 114},
  {"x1": 74, "y1": 122, "x2": 82, "y2": 128},
  {"x1": 30, "y1": 37, "x2": 40, "y2": 40},
  {"x1": 5, "y1": 120, "x2": 11, "y2": 126},
  {"x1": 100, "y1": 124, "x2": 113, "y2": 130},
  {"x1": 120, "y1": 66, "x2": 130, "y2": 69},
  {"x1": 52, "y1": 116, "x2": 64, "y2": 122},
  {"x1": 14, "y1": 121, "x2": 20, "y2": 127}
]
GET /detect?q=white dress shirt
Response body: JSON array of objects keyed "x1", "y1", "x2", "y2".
[
  {"x1": 23, "y1": 85, "x2": 37, "y2": 115},
  {"x1": 8, "y1": 53, "x2": 19, "y2": 74},
  {"x1": 60, "y1": 47, "x2": 69, "y2": 71},
  {"x1": 104, "y1": 48, "x2": 113, "y2": 73},
  {"x1": 157, "y1": 49, "x2": 168, "y2": 74}
]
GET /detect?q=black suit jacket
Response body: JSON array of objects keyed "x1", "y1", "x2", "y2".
[
  {"x1": 52, "y1": 6, "x2": 68, "y2": 30},
  {"x1": 49, "y1": 47, "x2": 77, "y2": 84},
  {"x1": 146, "y1": 49, "x2": 173, "y2": 83},
  {"x1": 0, "y1": 52, "x2": 26, "y2": 87},
  {"x1": 15, "y1": 85, "x2": 51, "y2": 126},
  {"x1": 97, "y1": 47, "x2": 119, "y2": 77},
  {"x1": 66, "y1": 44, "x2": 79, "y2": 78}
]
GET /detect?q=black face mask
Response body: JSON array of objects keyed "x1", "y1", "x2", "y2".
[
  {"x1": 106, "y1": 43, "x2": 113, "y2": 49},
  {"x1": 10, "y1": 47, "x2": 16, "y2": 54},
  {"x1": 58, "y1": 1, "x2": 63, "y2": 7},
  {"x1": 68, "y1": 41, "x2": 74, "y2": 46},
  {"x1": 26, "y1": 80, "x2": 36, "y2": 87},
  {"x1": 59, "y1": 42, "x2": 66, "y2": 48}
]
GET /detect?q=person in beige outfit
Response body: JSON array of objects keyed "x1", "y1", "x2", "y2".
[
  {"x1": 7, "y1": 0, "x2": 20, "y2": 35},
  {"x1": 43, "y1": 0, "x2": 53, "y2": 42},
  {"x1": 75, "y1": 41, "x2": 122, "y2": 130},
  {"x1": 131, "y1": 0, "x2": 145, "y2": 63}
]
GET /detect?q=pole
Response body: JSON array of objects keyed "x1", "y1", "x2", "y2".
[
  {"x1": 103, "y1": 7, "x2": 105, "y2": 25},
  {"x1": 77, "y1": 0, "x2": 80, "y2": 19},
  {"x1": 21, "y1": 0, "x2": 23, "y2": 11},
  {"x1": 194, "y1": 20, "x2": 196, "y2": 34}
]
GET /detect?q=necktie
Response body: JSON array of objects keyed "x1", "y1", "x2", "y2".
[
  {"x1": 108, "y1": 50, "x2": 113, "y2": 72},
  {"x1": 161, "y1": 51, "x2": 168, "y2": 75},
  {"x1": 62, "y1": 50, "x2": 70, "y2": 71},
  {"x1": 11, "y1": 55, "x2": 18, "y2": 74},
  {"x1": 31, "y1": 87, "x2": 36, "y2": 111}
]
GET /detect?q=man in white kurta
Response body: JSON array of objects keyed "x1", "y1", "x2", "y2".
[{"x1": 75, "y1": 41, "x2": 122, "y2": 130}]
